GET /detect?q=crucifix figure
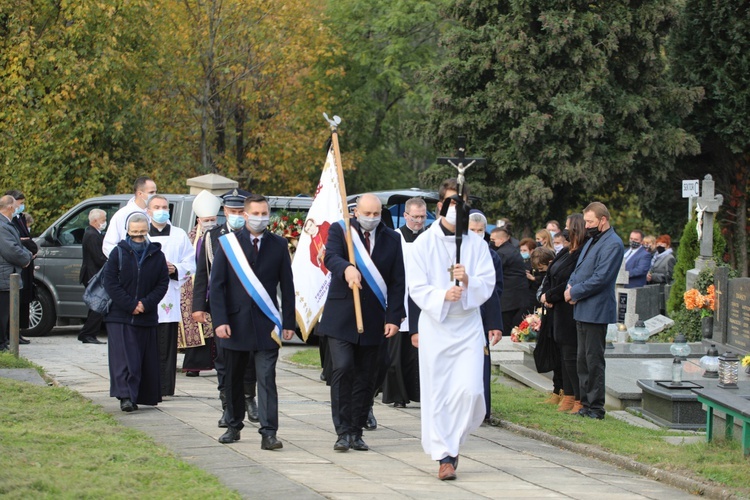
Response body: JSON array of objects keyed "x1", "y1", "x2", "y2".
[
  {"x1": 695, "y1": 174, "x2": 723, "y2": 263},
  {"x1": 437, "y1": 136, "x2": 485, "y2": 285}
]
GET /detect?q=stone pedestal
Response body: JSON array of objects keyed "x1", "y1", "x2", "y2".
[{"x1": 186, "y1": 173, "x2": 238, "y2": 195}]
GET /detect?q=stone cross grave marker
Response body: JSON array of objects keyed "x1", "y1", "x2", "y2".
[{"x1": 686, "y1": 174, "x2": 723, "y2": 290}]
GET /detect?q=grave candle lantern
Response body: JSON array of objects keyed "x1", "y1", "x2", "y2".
[
  {"x1": 718, "y1": 351, "x2": 739, "y2": 389},
  {"x1": 671, "y1": 357, "x2": 683, "y2": 385},
  {"x1": 700, "y1": 344, "x2": 720, "y2": 379},
  {"x1": 669, "y1": 333, "x2": 691, "y2": 360},
  {"x1": 628, "y1": 320, "x2": 649, "y2": 344}
]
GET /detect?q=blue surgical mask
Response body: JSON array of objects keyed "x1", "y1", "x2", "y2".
[
  {"x1": 227, "y1": 214, "x2": 245, "y2": 230},
  {"x1": 15, "y1": 203, "x2": 25, "y2": 216},
  {"x1": 521, "y1": 251, "x2": 530, "y2": 260},
  {"x1": 152, "y1": 209, "x2": 170, "y2": 224}
]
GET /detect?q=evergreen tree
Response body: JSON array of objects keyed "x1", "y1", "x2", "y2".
[
  {"x1": 428, "y1": 0, "x2": 702, "y2": 228},
  {"x1": 670, "y1": 0, "x2": 750, "y2": 276}
]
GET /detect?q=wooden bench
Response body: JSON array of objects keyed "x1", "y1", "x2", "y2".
[{"x1": 692, "y1": 385, "x2": 750, "y2": 456}]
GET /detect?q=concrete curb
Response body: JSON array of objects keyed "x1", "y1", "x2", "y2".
[{"x1": 498, "y1": 419, "x2": 741, "y2": 500}]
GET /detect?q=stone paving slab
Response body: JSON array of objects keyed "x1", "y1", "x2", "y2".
[{"x1": 10, "y1": 331, "x2": 703, "y2": 499}]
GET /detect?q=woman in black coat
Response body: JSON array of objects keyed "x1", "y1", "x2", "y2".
[
  {"x1": 539, "y1": 213, "x2": 586, "y2": 414},
  {"x1": 103, "y1": 214, "x2": 169, "y2": 412}
]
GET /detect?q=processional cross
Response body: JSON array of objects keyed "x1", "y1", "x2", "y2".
[{"x1": 437, "y1": 136, "x2": 485, "y2": 284}]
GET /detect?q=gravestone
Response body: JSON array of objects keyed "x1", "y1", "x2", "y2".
[
  {"x1": 726, "y1": 278, "x2": 750, "y2": 353},
  {"x1": 686, "y1": 174, "x2": 723, "y2": 290},
  {"x1": 712, "y1": 267, "x2": 730, "y2": 344}
]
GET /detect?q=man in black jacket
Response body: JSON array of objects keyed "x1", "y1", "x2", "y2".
[
  {"x1": 490, "y1": 226, "x2": 528, "y2": 332},
  {"x1": 78, "y1": 209, "x2": 108, "y2": 344}
]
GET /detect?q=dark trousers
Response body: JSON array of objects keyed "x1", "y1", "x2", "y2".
[
  {"x1": 157, "y1": 323, "x2": 178, "y2": 397},
  {"x1": 0, "y1": 291, "x2": 9, "y2": 348},
  {"x1": 369, "y1": 339, "x2": 389, "y2": 406},
  {"x1": 79, "y1": 309, "x2": 104, "y2": 341},
  {"x1": 559, "y1": 343, "x2": 580, "y2": 399},
  {"x1": 502, "y1": 309, "x2": 522, "y2": 335},
  {"x1": 576, "y1": 321, "x2": 606, "y2": 416},
  {"x1": 215, "y1": 339, "x2": 256, "y2": 397},
  {"x1": 224, "y1": 347, "x2": 279, "y2": 436},
  {"x1": 327, "y1": 337, "x2": 378, "y2": 437}
]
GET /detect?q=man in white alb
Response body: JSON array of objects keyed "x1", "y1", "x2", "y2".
[{"x1": 407, "y1": 178, "x2": 496, "y2": 481}]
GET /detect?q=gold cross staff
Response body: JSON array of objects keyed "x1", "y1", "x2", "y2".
[{"x1": 448, "y1": 264, "x2": 455, "y2": 281}]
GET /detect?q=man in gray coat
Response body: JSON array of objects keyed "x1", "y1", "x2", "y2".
[
  {"x1": 0, "y1": 195, "x2": 34, "y2": 351},
  {"x1": 564, "y1": 202, "x2": 623, "y2": 420}
]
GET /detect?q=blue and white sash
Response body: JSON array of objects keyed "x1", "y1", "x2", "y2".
[
  {"x1": 218, "y1": 232, "x2": 283, "y2": 345},
  {"x1": 338, "y1": 220, "x2": 387, "y2": 309}
]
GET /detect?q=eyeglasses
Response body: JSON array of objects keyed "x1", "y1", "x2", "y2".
[{"x1": 406, "y1": 214, "x2": 426, "y2": 220}]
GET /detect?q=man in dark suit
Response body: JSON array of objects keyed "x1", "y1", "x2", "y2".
[
  {"x1": 5, "y1": 190, "x2": 36, "y2": 344},
  {"x1": 78, "y1": 209, "x2": 108, "y2": 344},
  {"x1": 565, "y1": 202, "x2": 623, "y2": 420},
  {"x1": 624, "y1": 230, "x2": 651, "y2": 288},
  {"x1": 0, "y1": 195, "x2": 33, "y2": 351},
  {"x1": 489, "y1": 226, "x2": 528, "y2": 331},
  {"x1": 316, "y1": 193, "x2": 406, "y2": 452},
  {"x1": 210, "y1": 194, "x2": 295, "y2": 448},
  {"x1": 192, "y1": 189, "x2": 259, "y2": 427}
]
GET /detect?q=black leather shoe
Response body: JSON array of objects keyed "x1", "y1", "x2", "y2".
[
  {"x1": 219, "y1": 427, "x2": 241, "y2": 444},
  {"x1": 246, "y1": 397, "x2": 259, "y2": 422},
  {"x1": 582, "y1": 410, "x2": 605, "y2": 420},
  {"x1": 185, "y1": 371, "x2": 199, "y2": 377},
  {"x1": 350, "y1": 435, "x2": 369, "y2": 451},
  {"x1": 261, "y1": 435, "x2": 283, "y2": 450},
  {"x1": 19, "y1": 336, "x2": 30, "y2": 345},
  {"x1": 333, "y1": 435, "x2": 350, "y2": 451},
  {"x1": 81, "y1": 337, "x2": 106, "y2": 344},
  {"x1": 319, "y1": 371, "x2": 326, "y2": 382},
  {"x1": 120, "y1": 398, "x2": 135, "y2": 412},
  {"x1": 393, "y1": 401, "x2": 407, "y2": 408},
  {"x1": 365, "y1": 408, "x2": 377, "y2": 431}
]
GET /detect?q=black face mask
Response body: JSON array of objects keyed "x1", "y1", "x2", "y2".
[
  {"x1": 656, "y1": 246, "x2": 666, "y2": 254},
  {"x1": 561, "y1": 229, "x2": 570, "y2": 242},
  {"x1": 586, "y1": 227, "x2": 600, "y2": 239},
  {"x1": 630, "y1": 241, "x2": 641, "y2": 249}
]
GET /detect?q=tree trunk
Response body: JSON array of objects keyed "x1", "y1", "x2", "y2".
[
  {"x1": 737, "y1": 156, "x2": 749, "y2": 277},
  {"x1": 234, "y1": 102, "x2": 245, "y2": 168}
]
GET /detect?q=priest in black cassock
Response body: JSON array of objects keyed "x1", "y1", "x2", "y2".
[{"x1": 380, "y1": 197, "x2": 426, "y2": 408}]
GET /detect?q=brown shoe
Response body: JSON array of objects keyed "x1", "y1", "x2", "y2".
[
  {"x1": 540, "y1": 389, "x2": 563, "y2": 405},
  {"x1": 438, "y1": 463, "x2": 456, "y2": 481},
  {"x1": 568, "y1": 400, "x2": 583, "y2": 414},
  {"x1": 557, "y1": 395, "x2": 575, "y2": 412}
]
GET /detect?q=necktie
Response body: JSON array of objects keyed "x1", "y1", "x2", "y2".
[
  {"x1": 253, "y1": 237, "x2": 259, "y2": 254},
  {"x1": 363, "y1": 231, "x2": 370, "y2": 255}
]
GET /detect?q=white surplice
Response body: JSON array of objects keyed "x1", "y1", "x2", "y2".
[
  {"x1": 407, "y1": 221, "x2": 495, "y2": 460},
  {"x1": 149, "y1": 225, "x2": 196, "y2": 323}
]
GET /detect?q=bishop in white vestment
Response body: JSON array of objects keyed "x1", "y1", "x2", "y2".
[{"x1": 407, "y1": 214, "x2": 495, "y2": 469}]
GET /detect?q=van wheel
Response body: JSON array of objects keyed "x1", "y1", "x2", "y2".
[{"x1": 23, "y1": 287, "x2": 56, "y2": 337}]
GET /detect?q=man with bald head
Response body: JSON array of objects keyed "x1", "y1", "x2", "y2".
[{"x1": 316, "y1": 193, "x2": 405, "y2": 452}]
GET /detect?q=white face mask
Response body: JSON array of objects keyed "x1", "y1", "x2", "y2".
[
  {"x1": 246, "y1": 214, "x2": 269, "y2": 233},
  {"x1": 444, "y1": 205, "x2": 457, "y2": 226},
  {"x1": 200, "y1": 220, "x2": 217, "y2": 231},
  {"x1": 99, "y1": 221, "x2": 107, "y2": 231},
  {"x1": 554, "y1": 243, "x2": 563, "y2": 252},
  {"x1": 358, "y1": 216, "x2": 380, "y2": 232}
]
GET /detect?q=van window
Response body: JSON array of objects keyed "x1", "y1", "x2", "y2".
[{"x1": 57, "y1": 203, "x2": 120, "y2": 245}]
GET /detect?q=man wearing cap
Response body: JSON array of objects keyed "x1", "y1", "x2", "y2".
[
  {"x1": 103, "y1": 176, "x2": 157, "y2": 257},
  {"x1": 192, "y1": 189, "x2": 259, "y2": 426},
  {"x1": 146, "y1": 195, "x2": 196, "y2": 397},
  {"x1": 181, "y1": 190, "x2": 221, "y2": 376}
]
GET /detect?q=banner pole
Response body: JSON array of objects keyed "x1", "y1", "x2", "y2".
[{"x1": 327, "y1": 115, "x2": 364, "y2": 333}]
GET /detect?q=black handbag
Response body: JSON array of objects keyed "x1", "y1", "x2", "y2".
[
  {"x1": 533, "y1": 307, "x2": 560, "y2": 373},
  {"x1": 83, "y1": 247, "x2": 121, "y2": 315}
]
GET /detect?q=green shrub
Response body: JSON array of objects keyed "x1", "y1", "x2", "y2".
[{"x1": 666, "y1": 217, "x2": 725, "y2": 314}]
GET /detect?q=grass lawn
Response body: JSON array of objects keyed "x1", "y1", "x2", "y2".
[
  {"x1": 288, "y1": 348, "x2": 750, "y2": 496},
  {"x1": 0, "y1": 352, "x2": 239, "y2": 499},
  {"x1": 285, "y1": 346, "x2": 321, "y2": 368}
]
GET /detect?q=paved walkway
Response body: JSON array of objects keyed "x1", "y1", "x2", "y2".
[{"x1": 18, "y1": 331, "x2": 694, "y2": 499}]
